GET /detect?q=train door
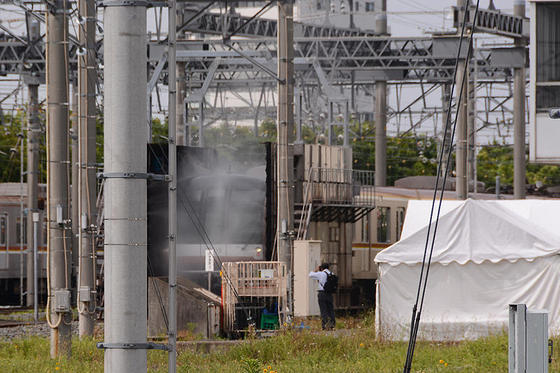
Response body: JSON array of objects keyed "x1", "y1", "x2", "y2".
[{"x1": 0, "y1": 213, "x2": 7, "y2": 269}]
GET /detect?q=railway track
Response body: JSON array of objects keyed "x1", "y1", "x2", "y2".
[{"x1": 0, "y1": 319, "x2": 29, "y2": 328}]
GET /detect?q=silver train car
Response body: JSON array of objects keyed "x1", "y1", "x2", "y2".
[
  {"x1": 0, "y1": 183, "x2": 47, "y2": 305},
  {"x1": 351, "y1": 182, "x2": 552, "y2": 280}
]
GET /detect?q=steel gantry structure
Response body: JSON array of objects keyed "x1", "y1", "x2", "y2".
[
  {"x1": 0, "y1": 6, "x2": 526, "y2": 143},
  {"x1": 0, "y1": 1, "x2": 530, "y2": 372}
]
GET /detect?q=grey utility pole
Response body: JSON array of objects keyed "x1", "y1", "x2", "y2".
[
  {"x1": 103, "y1": 3, "x2": 148, "y2": 372},
  {"x1": 78, "y1": 0, "x2": 97, "y2": 337},
  {"x1": 71, "y1": 80, "x2": 79, "y2": 305},
  {"x1": 46, "y1": 0, "x2": 72, "y2": 358},
  {"x1": 277, "y1": 0, "x2": 294, "y2": 270},
  {"x1": 455, "y1": 0, "x2": 468, "y2": 200},
  {"x1": 33, "y1": 212, "x2": 39, "y2": 322},
  {"x1": 26, "y1": 81, "x2": 40, "y2": 308},
  {"x1": 25, "y1": 12, "x2": 40, "y2": 309},
  {"x1": 168, "y1": 0, "x2": 178, "y2": 371},
  {"x1": 176, "y1": 4, "x2": 187, "y2": 146},
  {"x1": 374, "y1": 0, "x2": 387, "y2": 187},
  {"x1": 513, "y1": 0, "x2": 526, "y2": 199}
]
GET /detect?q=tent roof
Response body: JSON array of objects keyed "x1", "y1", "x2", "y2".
[
  {"x1": 400, "y1": 199, "x2": 560, "y2": 240},
  {"x1": 375, "y1": 199, "x2": 560, "y2": 265}
]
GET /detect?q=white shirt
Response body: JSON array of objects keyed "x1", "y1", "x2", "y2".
[{"x1": 309, "y1": 269, "x2": 331, "y2": 291}]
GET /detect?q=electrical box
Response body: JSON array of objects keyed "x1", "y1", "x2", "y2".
[
  {"x1": 509, "y1": 303, "x2": 549, "y2": 373},
  {"x1": 79, "y1": 286, "x2": 91, "y2": 303},
  {"x1": 293, "y1": 240, "x2": 322, "y2": 317},
  {"x1": 53, "y1": 289, "x2": 71, "y2": 313}
]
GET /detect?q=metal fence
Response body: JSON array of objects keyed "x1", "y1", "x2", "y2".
[{"x1": 304, "y1": 168, "x2": 375, "y2": 207}]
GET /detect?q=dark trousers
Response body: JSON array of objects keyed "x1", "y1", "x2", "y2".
[{"x1": 317, "y1": 291, "x2": 335, "y2": 330}]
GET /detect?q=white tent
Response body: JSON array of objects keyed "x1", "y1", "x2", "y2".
[{"x1": 375, "y1": 199, "x2": 560, "y2": 341}]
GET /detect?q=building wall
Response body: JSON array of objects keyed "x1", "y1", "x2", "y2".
[{"x1": 296, "y1": 0, "x2": 378, "y2": 31}]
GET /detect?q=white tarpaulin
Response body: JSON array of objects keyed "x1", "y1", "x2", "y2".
[{"x1": 375, "y1": 199, "x2": 560, "y2": 341}]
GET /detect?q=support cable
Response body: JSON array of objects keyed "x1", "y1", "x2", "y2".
[{"x1": 402, "y1": 2, "x2": 480, "y2": 372}]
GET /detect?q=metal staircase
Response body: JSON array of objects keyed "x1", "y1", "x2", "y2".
[
  {"x1": 295, "y1": 167, "x2": 376, "y2": 233},
  {"x1": 296, "y1": 168, "x2": 314, "y2": 240}
]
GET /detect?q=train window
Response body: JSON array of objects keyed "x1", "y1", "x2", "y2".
[
  {"x1": 42, "y1": 217, "x2": 48, "y2": 245},
  {"x1": 329, "y1": 226, "x2": 340, "y2": 242},
  {"x1": 16, "y1": 216, "x2": 27, "y2": 245},
  {"x1": 361, "y1": 214, "x2": 369, "y2": 243},
  {"x1": 0, "y1": 214, "x2": 7, "y2": 246},
  {"x1": 377, "y1": 207, "x2": 390, "y2": 243},
  {"x1": 396, "y1": 207, "x2": 405, "y2": 241}
]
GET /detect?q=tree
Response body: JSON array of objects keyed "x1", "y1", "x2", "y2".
[
  {"x1": 477, "y1": 142, "x2": 560, "y2": 190},
  {"x1": 351, "y1": 121, "x2": 438, "y2": 185}
]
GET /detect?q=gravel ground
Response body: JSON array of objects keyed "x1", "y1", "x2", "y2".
[{"x1": 0, "y1": 321, "x2": 79, "y2": 342}]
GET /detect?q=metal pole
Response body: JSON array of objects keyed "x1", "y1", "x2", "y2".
[
  {"x1": 473, "y1": 41, "x2": 479, "y2": 198},
  {"x1": 199, "y1": 101, "x2": 204, "y2": 147},
  {"x1": 20, "y1": 102, "x2": 24, "y2": 308},
  {"x1": 327, "y1": 101, "x2": 333, "y2": 145},
  {"x1": 176, "y1": 62, "x2": 186, "y2": 146},
  {"x1": 168, "y1": 0, "x2": 178, "y2": 371},
  {"x1": 295, "y1": 88, "x2": 302, "y2": 143},
  {"x1": 33, "y1": 212, "x2": 39, "y2": 323},
  {"x1": 375, "y1": 0, "x2": 387, "y2": 186},
  {"x1": 277, "y1": 0, "x2": 294, "y2": 316},
  {"x1": 176, "y1": 5, "x2": 186, "y2": 146},
  {"x1": 71, "y1": 80, "x2": 79, "y2": 306},
  {"x1": 440, "y1": 83, "x2": 451, "y2": 178},
  {"x1": 46, "y1": 0, "x2": 72, "y2": 357},
  {"x1": 78, "y1": 0, "x2": 97, "y2": 337},
  {"x1": 456, "y1": 0, "x2": 468, "y2": 200},
  {"x1": 27, "y1": 81, "x2": 40, "y2": 307},
  {"x1": 343, "y1": 101, "x2": 349, "y2": 147},
  {"x1": 103, "y1": 4, "x2": 148, "y2": 372},
  {"x1": 467, "y1": 58, "x2": 475, "y2": 195},
  {"x1": 513, "y1": 0, "x2": 526, "y2": 199}
]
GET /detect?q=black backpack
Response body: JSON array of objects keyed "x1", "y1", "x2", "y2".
[{"x1": 323, "y1": 271, "x2": 338, "y2": 294}]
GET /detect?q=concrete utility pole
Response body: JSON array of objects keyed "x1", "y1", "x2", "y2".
[
  {"x1": 103, "y1": 3, "x2": 148, "y2": 372},
  {"x1": 455, "y1": 0, "x2": 468, "y2": 200},
  {"x1": 168, "y1": 0, "x2": 178, "y2": 371},
  {"x1": 25, "y1": 12, "x2": 40, "y2": 308},
  {"x1": 46, "y1": 0, "x2": 72, "y2": 357},
  {"x1": 277, "y1": 0, "x2": 294, "y2": 269},
  {"x1": 374, "y1": 0, "x2": 387, "y2": 187},
  {"x1": 513, "y1": 0, "x2": 526, "y2": 199},
  {"x1": 26, "y1": 82, "x2": 40, "y2": 307},
  {"x1": 176, "y1": 5, "x2": 187, "y2": 146},
  {"x1": 78, "y1": 0, "x2": 97, "y2": 337}
]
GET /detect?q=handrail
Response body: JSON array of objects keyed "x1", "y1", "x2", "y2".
[
  {"x1": 296, "y1": 168, "x2": 314, "y2": 240},
  {"x1": 305, "y1": 167, "x2": 375, "y2": 207}
]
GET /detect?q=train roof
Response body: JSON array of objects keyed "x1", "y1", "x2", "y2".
[
  {"x1": 0, "y1": 183, "x2": 46, "y2": 204},
  {"x1": 373, "y1": 186, "x2": 556, "y2": 201}
]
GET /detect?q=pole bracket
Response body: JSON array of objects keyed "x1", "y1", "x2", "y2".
[
  {"x1": 97, "y1": 172, "x2": 170, "y2": 182},
  {"x1": 96, "y1": 342, "x2": 170, "y2": 351}
]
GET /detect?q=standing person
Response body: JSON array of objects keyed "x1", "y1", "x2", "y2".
[{"x1": 309, "y1": 263, "x2": 336, "y2": 330}]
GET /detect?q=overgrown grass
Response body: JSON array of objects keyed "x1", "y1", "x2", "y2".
[{"x1": 1, "y1": 320, "x2": 559, "y2": 372}]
